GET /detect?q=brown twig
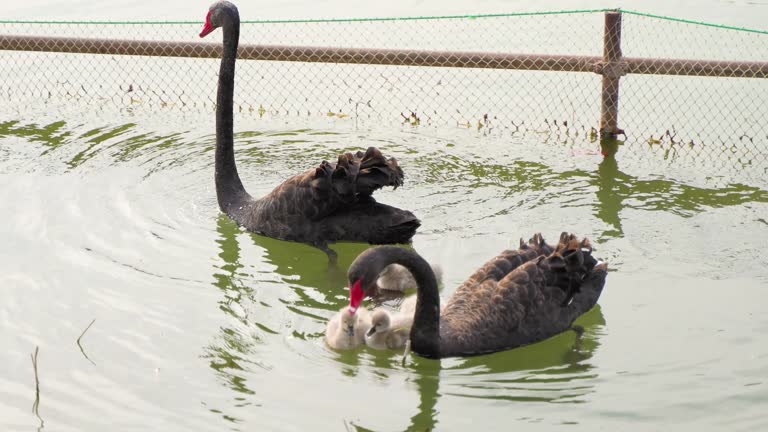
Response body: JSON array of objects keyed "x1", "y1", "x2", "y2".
[
  {"x1": 401, "y1": 339, "x2": 412, "y2": 367},
  {"x1": 31, "y1": 346, "x2": 44, "y2": 430},
  {"x1": 76, "y1": 319, "x2": 96, "y2": 366}
]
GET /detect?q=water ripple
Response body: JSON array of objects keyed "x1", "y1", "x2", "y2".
[{"x1": 1, "y1": 112, "x2": 767, "y2": 431}]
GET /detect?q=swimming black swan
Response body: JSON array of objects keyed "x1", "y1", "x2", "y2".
[
  {"x1": 347, "y1": 233, "x2": 609, "y2": 358},
  {"x1": 199, "y1": 1, "x2": 420, "y2": 258}
]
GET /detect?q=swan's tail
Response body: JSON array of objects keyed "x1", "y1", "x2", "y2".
[
  {"x1": 475, "y1": 233, "x2": 553, "y2": 283},
  {"x1": 342, "y1": 146, "x2": 405, "y2": 197},
  {"x1": 306, "y1": 146, "x2": 405, "y2": 217},
  {"x1": 537, "y1": 232, "x2": 607, "y2": 309},
  {"x1": 519, "y1": 232, "x2": 555, "y2": 256},
  {"x1": 567, "y1": 260, "x2": 608, "y2": 316},
  {"x1": 258, "y1": 146, "x2": 418, "y2": 245},
  {"x1": 308, "y1": 147, "x2": 403, "y2": 207}
]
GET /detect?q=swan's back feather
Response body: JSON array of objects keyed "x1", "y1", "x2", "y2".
[
  {"x1": 230, "y1": 147, "x2": 419, "y2": 244},
  {"x1": 442, "y1": 233, "x2": 553, "y2": 312}
]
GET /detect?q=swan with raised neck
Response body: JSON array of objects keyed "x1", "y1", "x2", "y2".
[{"x1": 200, "y1": 1, "x2": 420, "y2": 258}]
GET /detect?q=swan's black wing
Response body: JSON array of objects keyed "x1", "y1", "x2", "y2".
[
  {"x1": 440, "y1": 233, "x2": 607, "y2": 357},
  {"x1": 243, "y1": 146, "x2": 418, "y2": 245},
  {"x1": 315, "y1": 199, "x2": 420, "y2": 245},
  {"x1": 442, "y1": 233, "x2": 554, "y2": 308}
]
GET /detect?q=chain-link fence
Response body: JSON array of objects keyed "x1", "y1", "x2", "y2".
[{"x1": 1, "y1": 9, "x2": 767, "y2": 165}]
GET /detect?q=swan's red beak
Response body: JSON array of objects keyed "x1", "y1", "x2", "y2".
[
  {"x1": 199, "y1": 10, "x2": 214, "y2": 38},
  {"x1": 348, "y1": 279, "x2": 364, "y2": 314}
]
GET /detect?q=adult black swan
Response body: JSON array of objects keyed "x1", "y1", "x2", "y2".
[
  {"x1": 347, "y1": 233, "x2": 608, "y2": 358},
  {"x1": 199, "y1": 2, "x2": 420, "y2": 258}
]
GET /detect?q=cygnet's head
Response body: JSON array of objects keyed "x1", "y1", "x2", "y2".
[
  {"x1": 430, "y1": 263, "x2": 443, "y2": 284},
  {"x1": 366, "y1": 309, "x2": 392, "y2": 337}
]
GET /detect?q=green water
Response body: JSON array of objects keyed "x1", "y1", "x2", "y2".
[{"x1": 1, "y1": 111, "x2": 767, "y2": 431}]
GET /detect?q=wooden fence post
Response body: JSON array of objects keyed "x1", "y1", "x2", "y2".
[{"x1": 599, "y1": 11, "x2": 625, "y2": 140}]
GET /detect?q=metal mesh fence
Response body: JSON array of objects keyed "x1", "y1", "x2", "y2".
[
  {"x1": 0, "y1": 9, "x2": 767, "y2": 169},
  {"x1": 618, "y1": 12, "x2": 768, "y2": 173}
]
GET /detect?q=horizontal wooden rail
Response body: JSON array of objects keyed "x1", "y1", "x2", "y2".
[
  {"x1": 2, "y1": 34, "x2": 767, "y2": 78},
  {"x1": 623, "y1": 57, "x2": 768, "y2": 78}
]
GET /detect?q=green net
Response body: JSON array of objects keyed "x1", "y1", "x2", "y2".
[{"x1": 1, "y1": 9, "x2": 766, "y2": 175}]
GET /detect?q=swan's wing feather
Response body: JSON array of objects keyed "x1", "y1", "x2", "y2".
[
  {"x1": 487, "y1": 233, "x2": 606, "y2": 342},
  {"x1": 440, "y1": 233, "x2": 607, "y2": 355},
  {"x1": 262, "y1": 147, "x2": 406, "y2": 223},
  {"x1": 447, "y1": 233, "x2": 554, "y2": 303}
]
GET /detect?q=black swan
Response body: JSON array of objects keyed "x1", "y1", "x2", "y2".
[
  {"x1": 347, "y1": 233, "x2": 609, "y2": 358},
  {"x1": 199, "y1": 1, "x2": 420, "y2": 258}
]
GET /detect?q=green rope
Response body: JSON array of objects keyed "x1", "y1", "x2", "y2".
[
  {"x1": 241, "y1": 8, "x2": 615, "y2": 24},
  {"x1": 619, "y1": 9, "x2": 768, "y2": 35},
  {"x1": 0, "y1": 8, "x2": 765, "y2": 35},
  {"x1": 0, "y1": 9, "x2": 612, "y2": 25}
]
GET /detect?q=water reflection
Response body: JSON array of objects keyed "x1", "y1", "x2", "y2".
[
  {"x1": 201, "y1": 216, "x2": 259, "y2": 425},
  {"x1": 4, "y1": 110, "x2": 767, "y2": 431},
  {"x1": 351, "y1": 307, "x2": 605, "y2": 431},
  {"x1": 590, "y1": 154, "x2": 768, "y2": 241},
  {"x1": 246, "y1": 233, "x2": 368, "y2": 309},
  {"x1": 0, "y1": 119, "x2": 70, "y2": 151},
  {"x1": 438, "y1": 306, "x2": 604, "y2": 403},
  {"x1": 405, "y1": 358, "x2": 442, "y2": 432},
  {"x1": 418, "y1": 146, "x2": 767, "y2": 245},
  {"x1": 203, "y1": 215, "x2": 379, "y2": 412},
  {"x1": 594, "y1": 155, "x2": 629, "y2": 239}
]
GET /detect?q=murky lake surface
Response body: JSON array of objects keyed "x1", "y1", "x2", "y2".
[{"x1": 1, "y1": 105, "x2": 767, "y2": 431}]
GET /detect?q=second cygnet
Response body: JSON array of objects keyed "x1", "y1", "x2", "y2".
[
  {"x1": 377, "y1": 262, "x2": 443, "y2": 292},
  {"x1": 365, "y1": 307, "x2": 413, "y2": 350}
]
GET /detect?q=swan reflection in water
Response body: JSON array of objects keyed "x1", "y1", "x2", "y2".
[{"x1": 348, "y1": 306, "x2": 606, "y2": 432}]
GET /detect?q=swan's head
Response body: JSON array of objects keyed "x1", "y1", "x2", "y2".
[
  {"x1": 199, "y1": 1, "x2": 239, "y2": 38},
  {"x1": 366, "y1": 309, "x2": 392, "y2": 337},
  {"x1": 347, "y1": 247, "x2": 394, "y2": 313},
  {"x1": 348, "y1": 246, "x2": 433, "y2": 314}
]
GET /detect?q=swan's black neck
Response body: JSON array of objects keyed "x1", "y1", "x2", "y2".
[
  {"x1": 353, "y1": 247, "x2": 441, "y2": 357},
  {"x1": 409, "y1": 255, "x2": 442, "y2": 358},
  {"x1": 215, "y1": 6, "x2": 249, "y2": 214}
]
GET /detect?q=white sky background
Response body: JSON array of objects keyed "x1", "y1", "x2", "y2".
[{"x1": 3, "y1": 0, "x2": 767, "y2": 30}]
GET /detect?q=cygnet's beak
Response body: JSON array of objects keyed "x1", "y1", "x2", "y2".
[
  {"x1": 366, "y1": 325, "x2": 377, "y2": 337},
  {"x1": 345, "y1": 323, "x2": 355, "y2": 337}
]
